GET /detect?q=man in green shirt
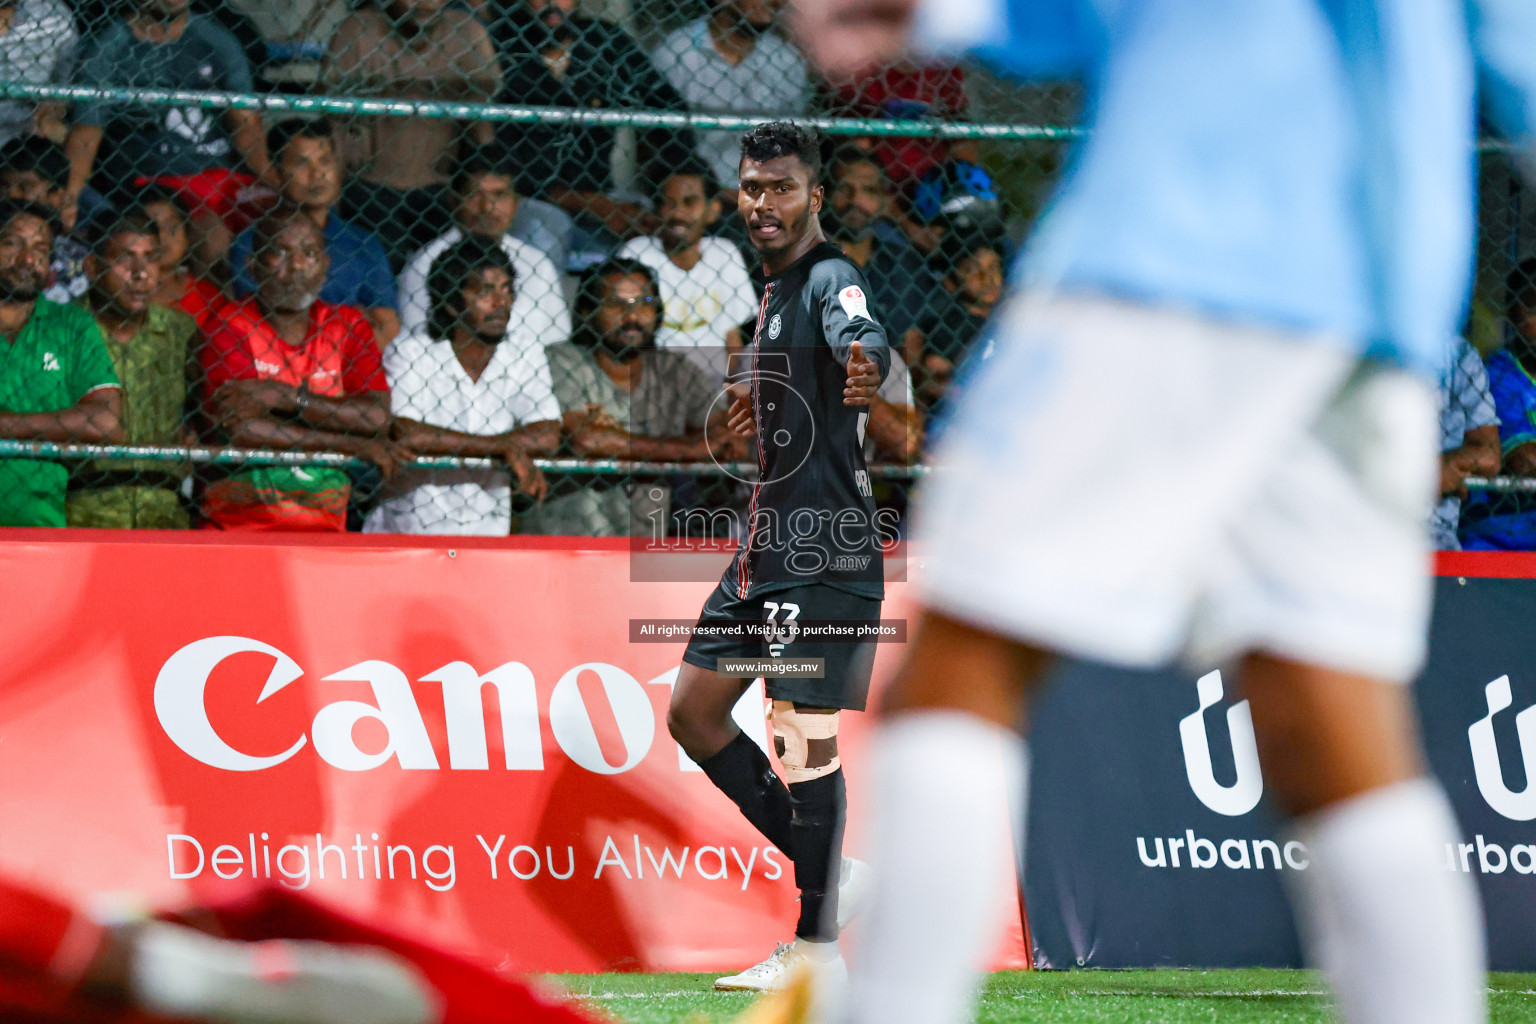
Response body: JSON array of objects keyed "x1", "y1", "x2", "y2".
[
  {"x1": 68, "y1": 209, "x2": 199, "y2": 529},
  {"x1": 0, "y1": 199, "x2": 122, "y2": 527},
  {"x1": 529, "y1": 256, "x2": 735, "y2": 536}
]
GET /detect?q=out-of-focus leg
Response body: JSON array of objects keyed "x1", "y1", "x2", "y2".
[
  {"x1": 845, "y1": 610, "x2": 1048, "y2": 1024},
  {"x1": 1243, "y1": 653, "x2": 1485, "y2": 1024}
]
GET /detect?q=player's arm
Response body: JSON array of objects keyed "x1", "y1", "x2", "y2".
[
  {"x1": 811, "y1": 261, "x2": 892, "y2": 405},
  {"x1": 0, "y1": 386, "x2": 122, "y2": 443}
]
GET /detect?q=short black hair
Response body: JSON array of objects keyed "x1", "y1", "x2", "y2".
[
  {"x1": 133, "y1": 183, "x2": 190, "y2": 225},
  {"x1": 0, "y1": 198, "x2": 57, "y2": 238},
  {"x1": 250, "y1": 203, "x2": 323, "y2": 265},
  {"x1": 937, "y1": 227, "x2": 1003, "y2": 278},
  {"x1": 0, "y1": 136, "x2": 68, "y2": 190},
  {"x1": 451, "y1": 144, "x2": 516, "y2": 198},
  {"x1": 1510, "y1": 259, "x2": 1536, "y2": 321},
  {"x1": 266, "y1": 118, "x2": 335, "y2": 163},
  {"x1": 85, "y1": 208, "x2": 160, "y2": 259},
  {"x1": 427, "y1": 234, "x2": 517, "y2": 341},
  {"x1": 656, "y1": 161, "x2": 720, "y2": 202},
  {"x1": 739, "y1": 121, "x2": 826, "y2": 183},
  {"x1": 575, "y1": 256, "x2": 660, "y2": 323},
  {"x1": 828, "y1": 144, "x2": 885, "y2": 184}
]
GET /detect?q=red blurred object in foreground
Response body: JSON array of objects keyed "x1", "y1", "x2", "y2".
[{"x1": 0, "y1": 880, "x2": 611, "y2": 1024}]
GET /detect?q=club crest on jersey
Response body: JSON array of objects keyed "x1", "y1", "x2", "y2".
[
  {"x1": 767, "y1": 313, "x2": 783, "y2": 339},
  {"x1": 838, "y1": 285, "x2": 870, "y2": 321}
]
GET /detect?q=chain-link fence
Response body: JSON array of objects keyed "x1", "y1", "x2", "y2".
[{"x1": 0, "y1": 0, "x2": 1526, "y2": 547}]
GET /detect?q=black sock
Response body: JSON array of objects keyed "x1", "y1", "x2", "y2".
[
  {"x1": 790, "y1": 769, "x2": 846, "y2": 941},
  {"x1": 698, "y1": 732, "x2": 793, "y2": 852}
]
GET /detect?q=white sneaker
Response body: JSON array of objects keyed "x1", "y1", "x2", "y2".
[
  {"x1": 714, "y1": 939, "x2": 847, "y2": 994},
  {"x1": 835, "y1": 857, "x2": 872, "y2": 931}
]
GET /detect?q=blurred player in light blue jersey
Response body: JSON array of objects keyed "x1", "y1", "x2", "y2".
[{"x1": 779, "y1": 2, "x2": 1536, "y2": 1024}]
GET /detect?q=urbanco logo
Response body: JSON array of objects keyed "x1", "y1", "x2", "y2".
[
  {"x1": 1178, "y1": 670, "x2": 1264, "y2": 816},
  {"x1": 1469, "y1": 675, "x2": 1536, "y2": 821}
]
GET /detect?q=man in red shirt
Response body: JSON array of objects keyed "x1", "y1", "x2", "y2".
[{"x1": 200, "y1": 204, "x2": 404, "y2": 530}]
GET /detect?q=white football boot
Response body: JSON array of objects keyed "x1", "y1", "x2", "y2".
[{"x1": 713, "y1": 938, "x2": 847, "y2": 994}]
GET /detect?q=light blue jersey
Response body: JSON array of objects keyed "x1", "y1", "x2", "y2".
[{"x1": 917, "y1": 0, "x2": 1536, "y2": 378}]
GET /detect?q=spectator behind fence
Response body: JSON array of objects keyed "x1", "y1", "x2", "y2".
[
  {"x1": 825, "y1": 148, "x2": 937, "y2": 340},
  {"x1": 230, "y1": 119, "x2": 399, "y2": 348},
  {"x1": 906, "y1": 228, "x2": 1002, "y2": 409},
  {"x1": 67, "y1": 210, "x2": 197, "y2": 528},
  {"x1": 66, "y1": 0, "x2": 276, "y2": 264},
  {"x1": 527, "y1": 258, "x2": 732, "y2": 537},
  {"x1": 398, "y1": 151, "x2": 570, "y2": 350},
  {"x1": 617, "y1": 164, "x2": 757, "y2": 382},
  {"x1": 829, "y1": 63, "x2": 971, "y2": 192},
  {"x1": 0, "y1": 0, "x2": 76, "y2": 148},
  {"x1": 1431, "y1": 336, "x2": 1499, "y2": 550},
  {"x1": 200, "y1": 206, "x2": 396, "y2": 531},
  {"x1": 0, "y1": 136, "x2": 86, "y2": 303},
  {"x1": 652, "y1": 0, "x2": 811, "y2": 193},
  {"x1": 365, "y1": 235, "x2": 559, "y2": 536},
  {"x1": 0, "y1": 199, "x2": 122, "y2": 527},
  {"x1": 135, "y1": 185, "x2": 224, "y2": 330},
  {"x1": 1464, "y1": 260, "x2": 1536, "y2": 550},
  {"x1": 325, "y1": 0, "x2": 502, "y2": 271},
  {"x1": 482, "y1": 0, "x2": 693, "y2": 244}
]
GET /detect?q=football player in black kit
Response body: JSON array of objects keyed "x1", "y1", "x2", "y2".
[{"x1": 666, "y1": 121, "x2": 892, "y2": 994}]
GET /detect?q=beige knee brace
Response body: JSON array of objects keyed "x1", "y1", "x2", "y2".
[{"x1": 770, "y1": 700, "x2": 841, "y2": 784}]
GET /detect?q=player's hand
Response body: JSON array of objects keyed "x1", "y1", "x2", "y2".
[
  {"x1": 727, "y1": 392, "x2": 755, "y2": 437},
  {"x1": 789, "y1": 0, "x2": 919, "y2": 82},
  {"x1": 844, "y1": 341, "x2": 881, "y2": 406}
]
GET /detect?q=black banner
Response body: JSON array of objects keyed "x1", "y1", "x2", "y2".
[{"x1": 1024, "y1": 576, "x2": 1536, "y2": 970}]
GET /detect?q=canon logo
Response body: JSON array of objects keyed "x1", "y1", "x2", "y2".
[{"x1": 154, "y1": 636, "x2": 767, "y2": 774}]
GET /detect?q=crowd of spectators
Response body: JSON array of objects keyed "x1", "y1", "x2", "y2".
[{"x1": 0, "y1": 0, "x2": 1010, "y2": 537}]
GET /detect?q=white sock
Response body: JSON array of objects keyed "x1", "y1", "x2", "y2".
[
  {"x1": 1286, "y1": 779, "x2": 1485, "y2": 1024},
  {"x1": 845, "y1": 711, "x2": 1023, "y2": 1024}
]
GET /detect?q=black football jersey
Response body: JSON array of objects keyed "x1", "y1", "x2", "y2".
[{"x1": 724, "y1": 242, "x2": 893, "y2": 599}]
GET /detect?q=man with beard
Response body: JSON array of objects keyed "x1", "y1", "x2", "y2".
[
  {"x1": 364, "y1": 234, "x2": 558, "y2": 536},
  {"x1": 526, "y1": 256, "x2": 732, "y2": 536},
  {"x1": 200, "y1": 205, "x2": 399, "y2": 531},
  {"x1": 67, "y1": 209, "x2": 199, "y2": 529},
  {"x1": 0, "y1": 198, "x2": 122, "y2": 527},
  {"x1": 618, "y1": 164, "x2": 759, "y2": 382},
  {"x1": 230, "y1": 120, "x2": 400, "y2": 349},
  {"x1": 398, "y1": 147, "x2": 571, "y2": 352},
  {"x1": 483, "y1": 0, "x2": 693, "y2": 241},
  {"x1": 653, "y1": 0, "x2": 812, "y2": 194},
  {"x1": 666, "y1": 122, "x2": 889, "y2": 994},
  {"x1": 825, "y1": 148, "x2": 936, "y2": 344}
]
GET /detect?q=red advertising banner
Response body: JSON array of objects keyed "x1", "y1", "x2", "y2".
[{"x1": 0, "y1": 532, "x2": 1029, "y2": 975}]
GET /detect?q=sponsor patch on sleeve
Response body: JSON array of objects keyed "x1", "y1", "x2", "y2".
[{"x1": 838, "y1": 285, "x2": 870, "y2": 321}]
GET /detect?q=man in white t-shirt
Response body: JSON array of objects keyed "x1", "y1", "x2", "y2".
[
  {"x1": 396, "y1": 153, "x2": 572, "y2": 351},
  {"x1": 366, "y1": 235, "x2": 562, "y2": 536},
  {"x1": 651, "y1": 0, "x2": 812, "y2": 191},
  {"x1": 618, "y1": 164, "x2": 758, "y2": 381}
]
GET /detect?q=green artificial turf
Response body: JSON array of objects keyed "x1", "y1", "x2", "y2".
[{"x1": 549, "y1": 969, "x2": 1536, "y2": 1024}]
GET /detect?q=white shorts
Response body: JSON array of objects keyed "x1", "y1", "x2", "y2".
[{"x1": 915, "y1": 294, "x2": 1439, "y2": 683}]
